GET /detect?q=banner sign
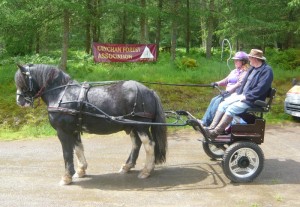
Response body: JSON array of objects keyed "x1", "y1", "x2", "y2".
[{"x1": 92, "y1": 43, "x2": 157, "y2": 62}]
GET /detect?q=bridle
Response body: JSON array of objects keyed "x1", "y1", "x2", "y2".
[{"x1": 17, "y1": 65, "x2": 54, "y2": 107}]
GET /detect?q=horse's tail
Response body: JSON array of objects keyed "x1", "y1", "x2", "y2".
[{"x1": 151, "y1": 91, "x2": 168, "y2": 164}]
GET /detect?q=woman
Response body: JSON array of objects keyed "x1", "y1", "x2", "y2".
[{"x1": 200, "y1": 51, "x2": 249, "y2": 127}]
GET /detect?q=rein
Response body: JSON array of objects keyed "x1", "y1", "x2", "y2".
[
  {"x1": 33, "y1": 70, "x2": 57, "y2": 107},
  {"x1": 41, "y1": 80, "x2": 213, "y2": 98},
  {"x1": 139, "y1": 81, "x2": 212, "y2": 87}
]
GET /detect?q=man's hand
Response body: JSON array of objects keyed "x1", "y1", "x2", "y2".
[
  {"x1": 240, "y1": 95, "x2": 246, "y2": 101},
  {"x1": 221, "y1": 90, "x2": 230, "y2": 97}
]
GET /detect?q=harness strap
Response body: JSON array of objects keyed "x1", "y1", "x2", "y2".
[
  {"x1": 77, "y1": 82, "x2": 90, "y2": 134},
  {"x1": 123, "y1": 112, "x2": 154, "y2": 119}
]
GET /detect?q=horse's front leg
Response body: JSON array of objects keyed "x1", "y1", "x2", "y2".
[
  {"x1": 138, "y1": 132, "x2": 155, "y2": 179},
  {"x1": 73, "y1": 135, "x2": 88, "y2": 178},
  {"x1": 119, "y1": 130, "x2": 142, "y2": 174},
  {"x1": 57, "y1": 130, "x2": 77, "y2": 185}
]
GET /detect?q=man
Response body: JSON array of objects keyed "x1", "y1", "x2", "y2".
[{"x1": 205, "y1": 49, "x2": 274, "y2": 139}]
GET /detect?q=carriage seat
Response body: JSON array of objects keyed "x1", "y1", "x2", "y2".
[
  {"x1": 239, "y1": 88, "x2": 276, "y2": 123},
  {"x1": 247, "y1": 88, "x2": 276, "y2": 115}
]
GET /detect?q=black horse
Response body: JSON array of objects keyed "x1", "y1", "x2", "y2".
[{"x1": 15, "y1": 64, "x2": 167, "y2": 185}]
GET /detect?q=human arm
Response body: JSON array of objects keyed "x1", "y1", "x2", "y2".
[{"x1": 243, "y1": 65, "x2": 273, "y2": 104}]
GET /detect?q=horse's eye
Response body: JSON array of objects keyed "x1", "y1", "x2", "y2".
[{"x1": 21, "y1": 87, "x2": 28, "y2": 93}]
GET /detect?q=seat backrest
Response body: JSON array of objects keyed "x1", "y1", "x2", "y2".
[
  {"x1": 246, "y1": 87, "x2": 276, "y2": 116},
  {"x1": 260, "y1": 87, "x2": 277, "y2": 112}
]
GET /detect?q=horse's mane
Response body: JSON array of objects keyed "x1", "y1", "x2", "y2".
[{"x1": 15, "y1": 64, "x2": 71, "y2": 89}]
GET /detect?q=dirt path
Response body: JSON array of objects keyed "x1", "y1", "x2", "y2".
[{"x1": 0, "y1": 124, "x2": 300, "y2": 207}]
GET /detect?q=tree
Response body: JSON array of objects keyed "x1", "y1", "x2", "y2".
[
  {"x1": 170, "y1": 0, "x2": 179, "y2": 61},
  {"x1": 205, "y1": 0, "x2": 215, "y2": 58},
  {"x1": 155, "y1": 0, "x2": 163, "y2": 57},
  {"x1": 121, "y1": 0, "x2": 128, "y2": 43},
  {"x1": 140, "y1": 0, "x2": 148, "y2": 43},
  {"x1": 85, "y1": 0, "x2": 92, "y2": 54},
  {"x1": 60, "y1": 9, "x2": 70, "y2": 71},
  {"x1": 186, "y1": 0, "x2": 190, "y2": 53}
]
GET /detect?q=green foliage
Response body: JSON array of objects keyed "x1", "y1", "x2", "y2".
[
  {"x1": 1, "y1": 48, "x2": 300, "y2": 139},
  {"x1": 175, "y1": 56, "x2": 198, "y2": 70},
  {"x1": 267, "y1": 48, "x2": 300, "y2": 71}
]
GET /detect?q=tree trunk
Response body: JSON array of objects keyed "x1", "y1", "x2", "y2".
[
  {"x1": 85, "y1": 0, "x2": 92, "y2": 54},
  {"x1": 140, "y1": 0, "x2": 148, "y2": 43},
  {"x1": 92, "y1": 0, "x2": 101, "y2": 43},
  {"x1": 186, "y1": 0, "x2": 190, "y2": 53},
  {"x1": 200, "y1": 0, "x2": 207, "y2": 49},
  {"x1": 121, "y1": 0, "x2": 127, "y2": 43},
  {"x1": 60, "y1": 9, "x2": 70, "y2": 71},
  {"x1": 206, "y1": 0, "x2": 214, "y2": 59},
  {"x1": 155, "y1": 0, "x2": 163, "y2": 57},
  {"x1": 171, "y1": 0, "x2": 179, "y2": 62}
]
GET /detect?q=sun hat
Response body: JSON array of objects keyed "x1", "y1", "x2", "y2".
[
  {"x1": 248, "y1": 49, "x2": 266, "y2": 60},
  {"x1": 232, "y1": 51, "x2": 248, "y2": 60}
]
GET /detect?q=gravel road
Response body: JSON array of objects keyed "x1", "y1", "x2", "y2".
[{"x1": 0, "y1": 123, "x2": 300, "y2": 207}]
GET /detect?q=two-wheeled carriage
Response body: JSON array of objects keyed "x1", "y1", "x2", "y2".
[
  {"x1": 175, "y1": 86, "x2": 276, "y2": 182},
  {"x1": 15, "y1": 64, "x2": 276, "y2": 184}
]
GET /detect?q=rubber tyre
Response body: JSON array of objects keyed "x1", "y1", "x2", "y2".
[
  {"x1": 202, "y1": 141, "x2": 227, "y2": 159},
  {"x1": 222, "y1": 141, "x2": 264, "y2": 183}
]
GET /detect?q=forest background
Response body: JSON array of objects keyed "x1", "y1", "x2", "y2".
[{"x1": 0, "y1": 0, "x2": 300, "y2": 139}]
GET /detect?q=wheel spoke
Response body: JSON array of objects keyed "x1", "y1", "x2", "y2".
[
  {"x1": 249, "y1": 158, "x2": 258, "y2": 167},
  {"x1": 229, "y1": 158, "x2": 238, "y2": 168}
]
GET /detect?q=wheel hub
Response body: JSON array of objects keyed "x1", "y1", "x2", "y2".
[{"x1": 237, "y1": 156, "x2": 250, "y2": 168}]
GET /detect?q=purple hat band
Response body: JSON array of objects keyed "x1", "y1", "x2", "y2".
[{"x1": 232, "y1": 51, "x2": 248, "y2": 60}]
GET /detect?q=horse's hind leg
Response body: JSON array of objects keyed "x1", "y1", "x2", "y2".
[
  {"x1": 138, "y1": 131, "x2": 155, "y2": 179},
  {"x1": 119, "y1": 130, "x2": 142, "y2": 174},
  {"x1": 73, "y1": 134, "x2": 88, "y2": 178}
]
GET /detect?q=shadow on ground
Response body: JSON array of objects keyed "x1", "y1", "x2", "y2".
[{"x1": 76, "y1": 162, "x2": 228, "y2": 191}]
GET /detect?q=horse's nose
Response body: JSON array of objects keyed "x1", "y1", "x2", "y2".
[
  {"x1": 16, "y1": 98, "x2": 24, "y2": 106},
  {"x1": 16, "y1": 93, "x2": 25, "y2": 106}
]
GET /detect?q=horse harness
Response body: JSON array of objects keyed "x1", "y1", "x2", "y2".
[{"x1": 47, "y1": 81, "x2": 155, "y2": 134}]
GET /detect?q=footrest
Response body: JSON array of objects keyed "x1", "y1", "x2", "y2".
[
  {"x1": 232, "y1": 132, "x2": 261, "y2": 138},
  {"x1": 214, "y1": 134, "x2": 232, "y2": 143}
]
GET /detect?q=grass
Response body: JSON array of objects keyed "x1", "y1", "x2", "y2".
[{"x1": 1, "y1": 49, "x2": 300, "y2": 140}]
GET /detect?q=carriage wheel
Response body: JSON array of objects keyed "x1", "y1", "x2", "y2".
[
  {"x1": 202, "y1": 141, "x2": 227, "y2": 159},
  {"x1": 222, "y1": 141, "x2": 264, "y2": 183}
]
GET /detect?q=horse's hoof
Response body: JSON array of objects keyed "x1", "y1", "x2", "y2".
[
  {"x1": 138, "y1": 171, "x2": 150, "y2": 179},
  {"x1": 119, "y1": 164, "x2": 134, "y2": 174},
  {"x1": 119, "y1": 168, "x2": 128, "y2": 174},
  {"x1": 59, "y1": 176, "x2": 72, "y2": 185},
  {"x1": 73, "y1": 169, "x2": 86, "y2": 178}
]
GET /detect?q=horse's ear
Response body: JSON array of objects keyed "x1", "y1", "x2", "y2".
[{"x1": 17, "y1": 64, "x2": 26, "y2": 74}]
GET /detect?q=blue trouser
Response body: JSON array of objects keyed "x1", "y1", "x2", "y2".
[
  {"x1": 218, "y1": 94, "x2": 250, "y2": 117},
  {"x1": 202, "y1": 95, "x2": 223, "y2": 126}
]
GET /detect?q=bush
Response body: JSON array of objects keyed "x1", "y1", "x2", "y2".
[
  {"x1": 175, "y1": 56, "x2": 197, "y2": 70},
  {"x1": 267, "y1": 48, "x2": 300, "y2": 71}
]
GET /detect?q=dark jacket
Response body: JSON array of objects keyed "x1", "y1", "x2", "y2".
[{"x1": 237, "y1": 63, "x2": 273, "y2": 106}]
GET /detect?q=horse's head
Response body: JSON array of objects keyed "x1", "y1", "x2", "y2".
[
  {"x1": 15, "y1": 64, "x2": 72, "y2": 107},
  {"x1": 15, "y1": 64, "x2": 40, "y2": 107}
]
